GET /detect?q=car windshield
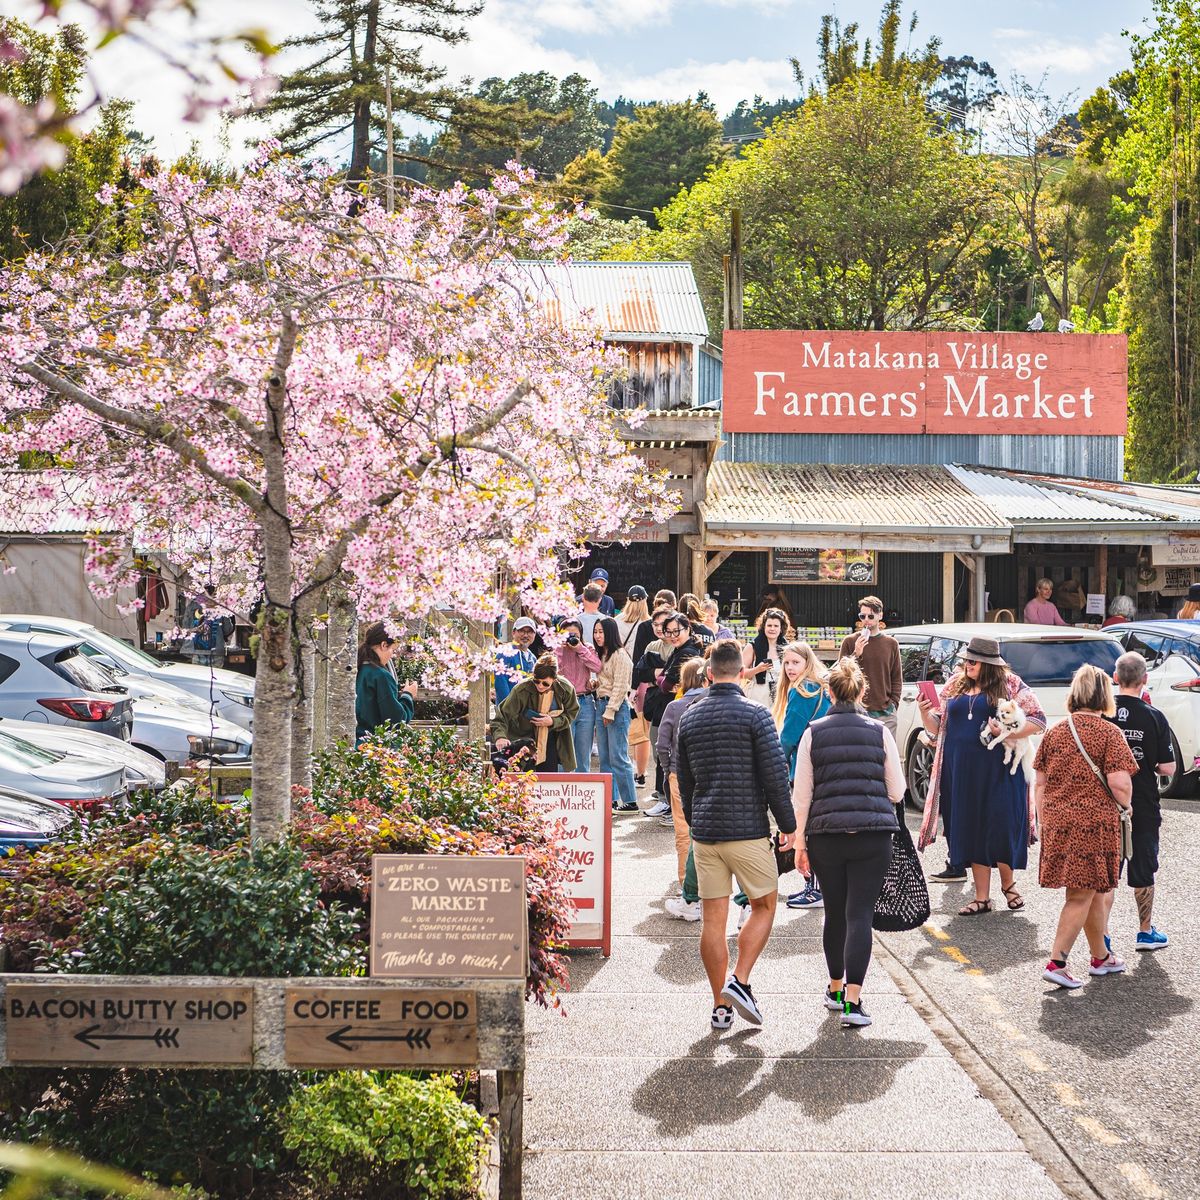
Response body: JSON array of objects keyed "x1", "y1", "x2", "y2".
[
  {"x1": 50, "y1": 648, "x2": 123, "y2": 693},
  {"x1": 994, "y1": 639, "x2": 1121, "y2": 687},
  {"x1": 78, "y1": 626, "x2": 163, "y2": 671},
  {"x1": 0, "y1": 730, "x2": 62, "y2": 767}
]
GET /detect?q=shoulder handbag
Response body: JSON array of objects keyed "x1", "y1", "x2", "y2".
[
  {"x1": 873, "y1": 812, "x2": 931, "y2": 932},
  {"x1": 1066, "y1": 713, "x2": 1134, "y2": 861}
]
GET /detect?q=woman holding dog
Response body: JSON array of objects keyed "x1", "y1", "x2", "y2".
[{"x1": 917, "y1": 637, "x2": 1046, "y2": 915}]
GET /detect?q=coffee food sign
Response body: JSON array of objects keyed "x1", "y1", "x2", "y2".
[{"x1": 722, "y1": 331, "x2": 1127, "y2": 436}]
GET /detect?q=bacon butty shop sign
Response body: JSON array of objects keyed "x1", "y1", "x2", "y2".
[{"x1": 722, "y1": 331, "x2": 1127, "y2": 436}]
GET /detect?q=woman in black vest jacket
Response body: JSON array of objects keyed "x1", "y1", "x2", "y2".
[{"x1": 792, "y1": 656, "x2": 905, "y2": 1028}]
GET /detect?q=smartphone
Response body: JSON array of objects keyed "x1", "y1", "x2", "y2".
[{"x1": 918, "y1": 681, "x2": 940, "y2": 708}]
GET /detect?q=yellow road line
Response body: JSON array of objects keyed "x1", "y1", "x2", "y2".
[
  {"x1": 1076, "y1": 1116, "x2": 1122, "y2": 1146},
  {"x1": 1118, "y1": 1163, "x2": 1165, "y2": 1198}
]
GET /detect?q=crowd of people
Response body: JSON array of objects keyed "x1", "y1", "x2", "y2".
[{"x1": 358, "y1": 571, "x2": 1178, "y2": 1032}]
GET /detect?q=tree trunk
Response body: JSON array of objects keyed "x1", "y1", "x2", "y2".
[
  {"x1": 313, "y1": 616, "x2": 329, "y2": 757},
  {"x1": 347, "y1": 0, "x2": 380, "y2": 188},
  {"x1": 291, "y1": 611, "x2": 317, "y2": 791},
  {"x1": 251, "y1": 315, "x2": 299, "y2": 842},
  {"x1": 327, "y1": 583, "x2": 358, "y2": 746}
]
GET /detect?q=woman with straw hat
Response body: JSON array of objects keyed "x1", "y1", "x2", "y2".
[{"x1": 916, "y1": 636, "x2": 1046, "y2": 916}]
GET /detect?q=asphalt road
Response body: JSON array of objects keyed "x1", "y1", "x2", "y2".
[{"x1": 881, "y1": 801, "x2": 1200, "y2": 1200}]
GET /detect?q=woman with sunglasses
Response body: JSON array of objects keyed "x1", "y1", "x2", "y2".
[
  {"x1": 491, "y1": 654, "x2": 580, "y2": 771},
  {"x1": 355, "y1": 621, "x2": 417, "y2": 744}
]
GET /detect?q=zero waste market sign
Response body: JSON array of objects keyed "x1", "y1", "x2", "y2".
[{"x1": 722, "y1": 331, "x2": 1127, "y2": 436}]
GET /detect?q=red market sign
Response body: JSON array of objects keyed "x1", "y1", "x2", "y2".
[{"x1": 722, "y1": 331, "x2": 1127, "y2": 436}]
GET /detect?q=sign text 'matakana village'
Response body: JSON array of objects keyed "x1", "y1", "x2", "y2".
[{"x1": 722, "y1": 331, "x2": 1128, "y2": 436}]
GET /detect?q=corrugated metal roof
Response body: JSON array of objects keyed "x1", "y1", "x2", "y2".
[
  {"x1": 702, "y1": 462, "x2": 1009, "y2": 535},
  {"x1": 516, "y1": 261, "x2": 709, "y2": 341},
  {"x1": 0, "y1": 472, "x2": 124, "y2": 535},
  {"x1": 947, "y1": 465, "x2": 1169, "y2": 523}
]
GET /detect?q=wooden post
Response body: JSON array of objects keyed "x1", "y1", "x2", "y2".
[
  {"x1": 942, "y1": 552, "x2": 955, "y2": 622},
  {"x1": 729, "y1": 209, "x2": 744, "y2": 330},
  {"x1": 498, "y1": 1068, "x2": 525, "y2": 1200},
  {"x1": 1096, "y1": 543, "x2": 1109, "y2": 603},
  {"x1": 466, "y1": 618, "x2": 489, "y2": 744},
  {"x1": 972, "y1": 554, "x2": 987, "y2": 620},
  {"x1": 691, "y1": 547, "x2": 707, "y2": 598}
]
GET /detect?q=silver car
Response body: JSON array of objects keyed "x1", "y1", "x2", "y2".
[
  {"x1": 0, "y1": 616, "x2": 254, "y2": 731},
  {"x1": 0, "y1": 718, "x2": 166, "y2": 791},
  {"x1": 0, "y1": 631, "x2": 134, "y2": 741},
  {"x1": 120, "y1": 692, "x2": 252, "y2": 767},
  {"x1": 0, "y1": 728, "x2": 126, "y2": 813}
]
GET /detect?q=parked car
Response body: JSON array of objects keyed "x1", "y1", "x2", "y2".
[
  {"x1": 0, "y1": 616, "x2": 254, "y2": 732},
  {"x1": 0, "y1": 727, "x2": 126, "y2": 813},
  {"x1": 1107, "y1": 620, "x2": 1200, "y2": 796},
  {"x1": 121, "y1": 692, "x2": 252, "y2": 767},
  {"x1": 0, "y1": 631, "x2": 133, "y2": 741},
  {"x1": 889, "y1": 622, "x2": 1123, "y2": 807},
  {"x1": 0, "y1": 785, "x2": 73, "y2": 858},
  {"x1": 0, "y1": 717, "x2": 167, "y2": 791}
]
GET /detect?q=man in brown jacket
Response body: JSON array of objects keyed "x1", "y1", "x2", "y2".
[{"x1": 839, "y1": 595, "x2": 902, "y2": 736}]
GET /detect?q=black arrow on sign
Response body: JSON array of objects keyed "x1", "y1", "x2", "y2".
[
  {"x1": 74, "y1": 1026, "x2": 180, "y2": 1051},
  {"x1": 326, "y1": 1025, "x2": 432, "y2": 1052}
]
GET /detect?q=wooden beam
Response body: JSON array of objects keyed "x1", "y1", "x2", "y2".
[
  {"x1": 942, "y1": 552, "x2": 955, "y2": 623},
  {"x1": 613, "y1": 414, "x2": 721, "y2": 443},
  {"x1": 972, "y1": 554, "x2": 987, "y2": 620},
  {"x1": 706, "y1": 549, "x2": 734, "y2": 574},
  {"x1": 1096, "y1": 543, "x2": 1109, "y2": 599}
]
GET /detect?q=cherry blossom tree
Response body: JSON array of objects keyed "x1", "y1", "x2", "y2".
[{"x1": 0, "y1": 147, "x2": 673, "y2": 839}]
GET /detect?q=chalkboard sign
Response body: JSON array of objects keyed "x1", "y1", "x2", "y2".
[
  {"x1": 770, "y1": 548, "x2": 875, "y2": 586},
  {"x1": 578, "y1": 540, "x2": 674, "y2": 598},
  {"x1": 707, "y1": 552, "x2": 760, "y2": 620}
]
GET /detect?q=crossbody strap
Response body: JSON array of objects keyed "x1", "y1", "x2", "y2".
[{"x1": 1066, "y1": 713, "x2": 1116, "y2": 803}]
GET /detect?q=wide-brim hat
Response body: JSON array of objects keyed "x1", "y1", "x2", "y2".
[{"x1": 961, "y1": 636, "x2": 1007, "y2": 667}]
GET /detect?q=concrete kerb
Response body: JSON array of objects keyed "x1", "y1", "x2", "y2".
[{"x1": 873, "y1": 935, "x2": 1103, "y2": 1200}]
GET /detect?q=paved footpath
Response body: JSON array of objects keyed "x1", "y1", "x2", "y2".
[{"x1": 523, "y1": 804, "x2": 1069, "y2": 1200}]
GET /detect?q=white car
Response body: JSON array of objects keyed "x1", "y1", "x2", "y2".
[
  {"x1": 889, "y1": 622, "x2": 1123, "y2": 805},
  {"x1": 0, "y1": 615, "x2": 254, "y2": 731},
  {"x1": 0, "y1": 727, "x2": 126, "y2": 813},
  {"x1": 0, "y1": 717, "x2": 167, "y2": 791}
]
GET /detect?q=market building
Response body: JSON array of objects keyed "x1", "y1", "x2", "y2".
[{"x1": 525, "y1": 260, "x2": 1200, "y2": 631}]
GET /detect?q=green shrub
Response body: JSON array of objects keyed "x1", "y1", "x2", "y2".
[
  {"x1": 5, "y1": 843, "x2": 359, "y2": 1194},
  {"x1": 282, "y1": 1072, "x2": 487, "y2": 1199},
  {"x1": 46, "y1": 840, "x2": 358, "y2": 976}
]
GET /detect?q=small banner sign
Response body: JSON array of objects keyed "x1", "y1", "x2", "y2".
[{"x1": 370, "y1": 855, "x2": 528, "y2": 980}]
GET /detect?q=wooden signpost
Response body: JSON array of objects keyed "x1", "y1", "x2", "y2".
[
  {"x1": 5, "y1": 983, "x2": 253, "y2": 1066},
  {"x1": 0, "y1": 854, "x2": 534, "y2": 1198},
  {"x1": 284, "y1": 986, "x2": 479, "y2": 1068}
]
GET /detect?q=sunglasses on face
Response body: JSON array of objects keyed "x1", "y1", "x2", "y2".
[
  {"x1": 534, "y1": 679, "x2": 553, "y2": 690},
  {"x1": 858, "y1": 612, "x2": 877, "y2": 621}
]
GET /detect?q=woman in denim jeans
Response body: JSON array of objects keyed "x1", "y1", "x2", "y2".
[{"x1": 593, "y1": 617, "x2": 639, "y2": 811}]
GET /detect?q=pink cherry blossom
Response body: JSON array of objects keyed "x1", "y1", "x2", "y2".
[{"x1": 0, "y1": 148, "x2": 677, "y2": 839}]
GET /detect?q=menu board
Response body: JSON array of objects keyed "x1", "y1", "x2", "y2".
[{"x1": 770, "y1": 548, "x2": 876, "y2": 585}]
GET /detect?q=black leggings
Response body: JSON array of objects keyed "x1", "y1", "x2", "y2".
[{"x1": 806, "y1": 832, "x2": 893, "y2": 988}]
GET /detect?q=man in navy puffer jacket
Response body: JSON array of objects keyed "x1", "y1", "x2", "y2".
[{"x1": 677, "y1": 640, "x2": 796, "y2": 1030}]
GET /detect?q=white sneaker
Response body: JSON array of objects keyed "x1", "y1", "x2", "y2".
[
  {"x1": 645, "y1": 800, "x2": 670, "y2": 817},
  {"x1": 665, "y1": 897, "x2": 702, "y2": 922},
  {"x1": 736, "y1": 903, "x2": 750, "y2": 930}
]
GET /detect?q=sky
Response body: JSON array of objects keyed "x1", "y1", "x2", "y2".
[{"x1": 14, "y1": 0, "x2": 1154, "y2": 165}]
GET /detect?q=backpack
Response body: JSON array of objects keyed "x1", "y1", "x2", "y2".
[{"x1": 192, "y1": 616, "x2": 219, "y2": 651}]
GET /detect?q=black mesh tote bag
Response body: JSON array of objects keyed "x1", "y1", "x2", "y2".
[{"x1": 872, "y1": 814, "x2": 930, "y2": 932}]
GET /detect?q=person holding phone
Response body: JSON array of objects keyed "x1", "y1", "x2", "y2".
[
  {"x1": 555, "y1": 617, "x2": 602, "y2": 773},
  {"x1": 839, "y1": 595, "x2": 902, "y2": 735},
  {"x1": 355, "y1": 622, "x2": 417, "y2": 744},
  {"x1": 491, "y1": 654, "x2": 580, "y2": 772}
]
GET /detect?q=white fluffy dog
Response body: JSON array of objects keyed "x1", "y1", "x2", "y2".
[{"x1": 979, "y1": 697, "x2": 1035, "y2": 782}]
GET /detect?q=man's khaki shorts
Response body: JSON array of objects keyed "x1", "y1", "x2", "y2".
[
  {"x1": 693, "y1": 837, "x2": 778, "y2": 901},
  {"x1": 628, "y1": 713, "x2": 651, "y2": 747}
]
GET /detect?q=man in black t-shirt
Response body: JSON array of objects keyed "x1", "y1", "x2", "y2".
[{"x1": 1107, "y1": 652, "x2": 1176, "y2": 951}]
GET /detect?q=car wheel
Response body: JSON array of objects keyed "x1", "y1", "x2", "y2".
[
  {"x1": 1159, "y1": 741, "x2": 1192, "y2": 798},
  {"x1": 905, "y1": 737, "x2": 934, "y2": 810}
]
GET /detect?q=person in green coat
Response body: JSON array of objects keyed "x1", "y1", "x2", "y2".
[
  {"x1": 355, "y1": 621, "x2": 416, "y2": 744},
  {"x1": 491, "y1": 654, "x2": 580, "y2": 771}
]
